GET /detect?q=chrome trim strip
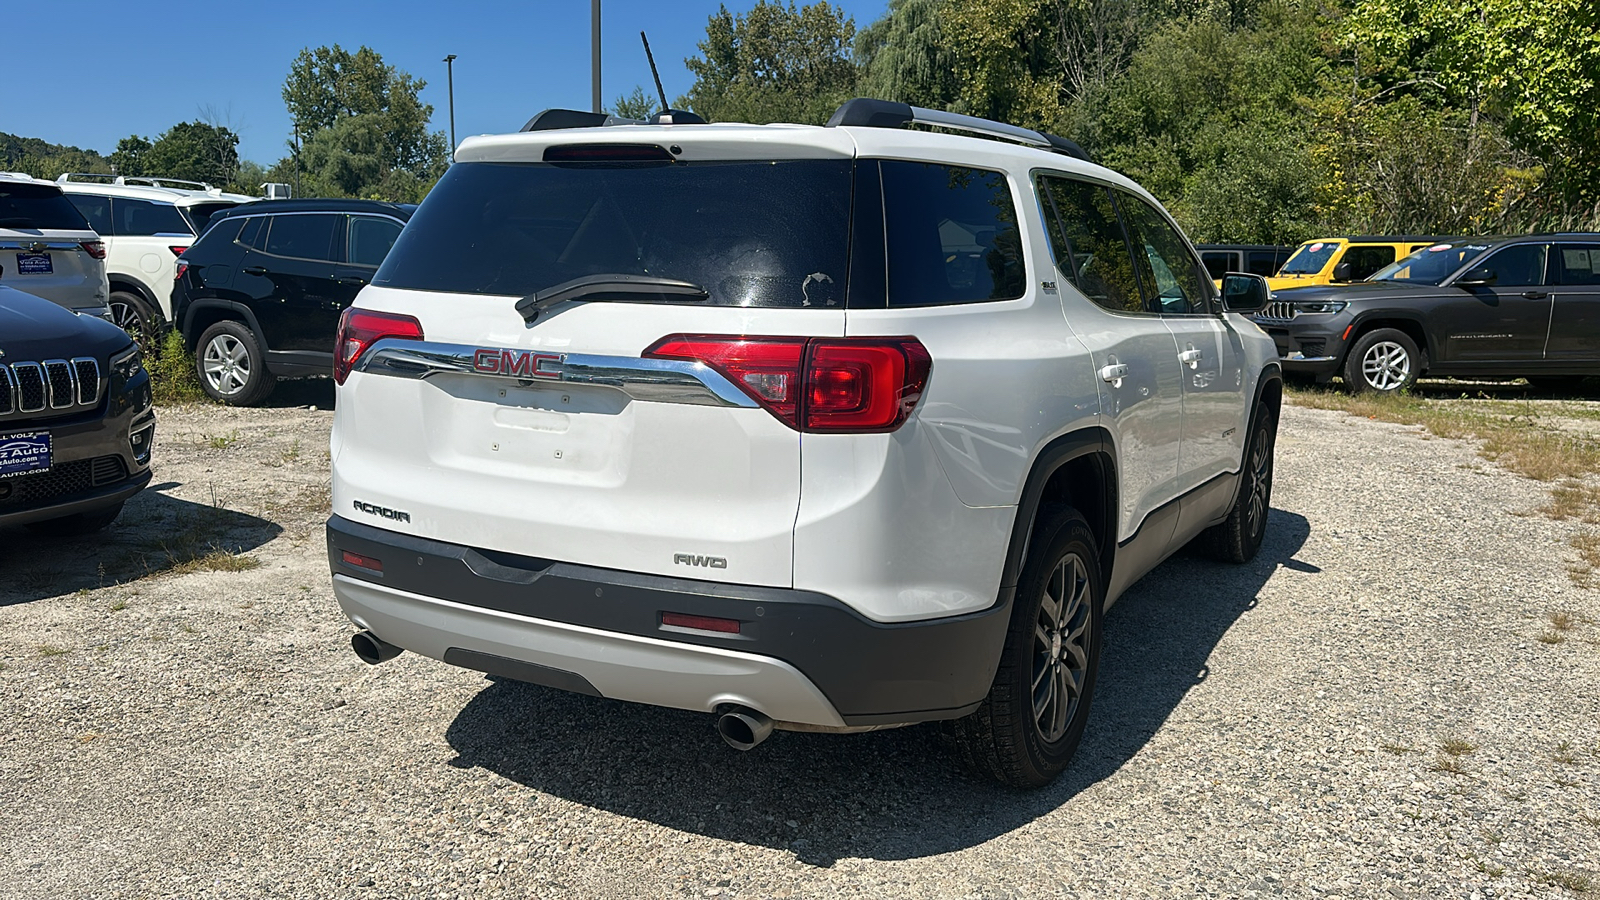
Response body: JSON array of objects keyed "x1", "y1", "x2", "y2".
[
  {"x1": 45, "y1": 360, "x2": 74, "y2": 410},
  {"x1": 353, "y1": 339, "x2": 759, "y2": 408},
  {"x1": 0, "y1": 365, "x2": 14, "y2": 415},
  {"x1": 1284, "y1": 352, "x2": 1337, "y2": 363},
  {"x1": 0, "y1": 241, "x2": 88, "y2": 251},
  {"x1": 72, "y1": 357, "x2": 102, "y2": 405}
]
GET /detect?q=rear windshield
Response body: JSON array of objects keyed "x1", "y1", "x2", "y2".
[
  {"x1": 184, "y1": 201, "x2": 241, "y2": 235},
  {"x1": 1280, "y1": 240, "x2": 1341, "y2": 274},
  {"x1": 1371, "y1": 241, "x2": 1492, "y2": 285},
  {"x1": 374, "y1": 159, "x2": 852, "y2": 307},
  {"x1": 0, "y1": 183, "x2": 93, "y2": 231}
]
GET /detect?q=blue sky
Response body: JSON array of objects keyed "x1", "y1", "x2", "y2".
[{"x1": 4, "y1": 0, "x2": 890, "y2": 166}]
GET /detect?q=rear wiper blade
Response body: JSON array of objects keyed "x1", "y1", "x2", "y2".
[{"x1": 515, "y1": 274, "x2": 709, "y2": 323}]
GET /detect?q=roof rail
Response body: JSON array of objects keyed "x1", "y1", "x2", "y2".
[
  {"x1": 825, "y1": 98, "x2": 1091, "y2": 162},
  {"x1": 55, "y1": 173, "x2": 219, "y2": 192},
  {"x1": 519, "y1": 107, "x2": 708, "y2": 132}
]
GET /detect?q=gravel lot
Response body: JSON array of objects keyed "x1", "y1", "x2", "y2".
[{"x1": 2, "y1": 386, "x2": 1598, "y2": 898}]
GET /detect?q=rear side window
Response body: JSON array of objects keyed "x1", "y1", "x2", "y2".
[
  {"x1": 1557, "y1": 245, "x2": 1600, "y2": 285},
  {"x1": 262, "y1": 214, "x2": 339, "y2": 261},
  {"x1": 376, "y1": 159, "x2": 851, "y2": 307},
  {"x1": 112, "y1": 198, "x2": 192, "y2": 236},
  {"x1": 235, "y1": 216, "x2": 265, "y2": 249},
  {"x1": 1038, "y1": 175, "x2": 1145, "y2": 314},
  {"x1": 348, "y1": 216, "x2": 404, "y2": 267},
  {"x1": 1245, "y1": 251, "x2": 1279, "y2": 277},
  {"x1": 1201, "y1": 252, "x2": 1234, "y2": 280},
  {"x1": 0, "y1": 183, "x2": 93, "y2": 231},
  {"x1": 880, "y1": 161, "x2": 1024, "y2": 306},
  {"x1": 1118, "y1": 193, "x2": 1209, "y2": 315},
  {"x1": 68, "y1": 195, "x2": 113, "y2": 234},
  {"x1": 1341, "y1": 245, "x2": 1396, "y2": 281}
]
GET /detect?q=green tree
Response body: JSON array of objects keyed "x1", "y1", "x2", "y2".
[
  {"x1": 612, "y1": 86, "x2": 657, "y2": 119},
  {"x1": 109, "y1": 135, "x2": 152, "y2": 177},
  {"x1": 143, "y1": 121, "x2": 241, "y2": 186},
  {"x1": 682, "y1": 2, "x2": 858, "y2": 124},
  {"x1": 855, "y1": 0, "x2": 962, "y2": 110},
  {"x1": 279, "y1": 44, "x2": 448, "y2": 200}
]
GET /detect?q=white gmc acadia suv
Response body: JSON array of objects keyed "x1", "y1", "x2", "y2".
[{"x1": 326, "y1": 99, "x2": 1281, "y2": 787}]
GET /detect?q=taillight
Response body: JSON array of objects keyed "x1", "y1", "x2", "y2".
[
  {"x1": 335, "y1": 308, "x2": 424, "y2": 384},
  {"x1": 80, "y1": 240, "x2": 106, "y2": 260},
  {"x1": 645, "y1": 335, "x2": 931, "y2": 433},
  {"x1": 174, "y1": 262, "x2": 188, "y2": 282},
  {"x1": 168, "y1": 245, "x2": 187, "y2": 257}
]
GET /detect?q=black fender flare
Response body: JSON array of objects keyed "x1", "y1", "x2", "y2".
[
  {"x1": 181, "y1": 300, "x2": 271, "y2": 352},
  {"x1": 1000, "y1": 426, "x2": 1117, "y2": 592}
]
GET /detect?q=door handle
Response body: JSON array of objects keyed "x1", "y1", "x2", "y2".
[
  {"x1": 1522, "y1": 290, "x2": 1549, "y2": 300},
  {"x1": 242, "y1": 266, "x2": 268, "y2": 276},
  {"x1": 336, "y1": 275, "x2": 369, "y2": 286},
  {"x1": 1099, "y1": 363, "x2": 1129, "y2": 384},
  {"x1": 1178, "y1": 347, "x2": 1203, "y2": 366}
]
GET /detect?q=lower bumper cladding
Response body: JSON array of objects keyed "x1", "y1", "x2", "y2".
[{"x1": 326, "y1": 515, "x2": 1011, "y2": 727}]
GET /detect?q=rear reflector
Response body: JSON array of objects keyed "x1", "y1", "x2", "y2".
[
  {"x1": 79, "y1": 240, "x2": 106, "y2": 260},
  {"x1": 661, "y1": 612, "x2": 741, "y2": 634},
  {"x1": 334, "y1": 308, "x2": 424, "y2": 384},
  {"x1": 341, "y1": 550, "x2": 383, "y2": 572},
  {"x1": 646, "y1": 335, "x2": 931, "y2": 433}
]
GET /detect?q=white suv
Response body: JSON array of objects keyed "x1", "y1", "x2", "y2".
[
  {"x1": 0, "y1": 172, "x2": 109, "y2": 315},
  {"x1": 325, "y1": 100, "x2": 1282, "y2": 787},
  {"x1": 57, "y1": 175, "x2": 253, "y2": 337}
]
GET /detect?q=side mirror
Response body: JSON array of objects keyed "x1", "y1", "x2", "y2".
[
  {"x1": 1453, "y1": 267, "x2": 1496, "y2": 287},
  {"x1": 1331, "y1": 261, "x2": 1354, "y2": 282},
  {"x1": 1222, "y1": 273, "x2": 1270, "y2": 313}
]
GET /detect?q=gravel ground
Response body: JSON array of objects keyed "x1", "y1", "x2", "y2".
[{"x1": 2, "y1": 388, "x2": 1598, "y2": 899}]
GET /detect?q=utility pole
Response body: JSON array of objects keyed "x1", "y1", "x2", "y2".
[
  {"x1": 442, "y1": 54, "x2": 458, "y2": 150},
  {"x1": 591, "y1": 0, "x2": 601, "y2": 113}
]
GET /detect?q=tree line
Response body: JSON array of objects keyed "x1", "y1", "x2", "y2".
[{"x1": 645, "y1": 0, "x2": 1600, "y2": 243}]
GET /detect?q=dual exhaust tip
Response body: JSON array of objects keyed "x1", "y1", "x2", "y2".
[{"x1": 348, "y1": 630, "x2": 776, "y2": 751}]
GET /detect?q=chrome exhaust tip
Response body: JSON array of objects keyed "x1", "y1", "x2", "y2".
[
  {"x1": 716, "y1": 707, "x2": 774, "y2": 751},
  {"x1": 351, "y1": 630, "x2": 402, "y2": 665}
]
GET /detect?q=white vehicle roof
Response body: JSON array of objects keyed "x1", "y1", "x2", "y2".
[
  {"x1": 55, "y1": 174, "x2": 256, "y2": 207},
  {"x1": 0, "y1": 171, "x2": 67, "y2": 191}
]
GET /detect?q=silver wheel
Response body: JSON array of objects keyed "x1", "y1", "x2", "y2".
[
  {"x1": 1361, "y1": 340, "x2": 1412, "y2": 391},
  {"x1": 1032, "y1": 551, "x2": 1092, "y2": 744},
  {"x1": 108, "y1": 299, "x2": 143, "y2": 333},
  {"x1": 202, "y1": 333, "x2": 252, "y2": 396}
]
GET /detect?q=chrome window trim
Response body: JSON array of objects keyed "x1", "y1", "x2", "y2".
[{"x1": 353, "y1": 339, "x2": 759, "y2": 409}]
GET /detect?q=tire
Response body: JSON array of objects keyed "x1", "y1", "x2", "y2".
[
  {"x1": 196, "y1": 320, "x2": 276, "y2": 406},
  {"x1": 946, "y1": 507, "x2": 1103, "y2": 788},
  {"x1": 26, "y1": 502, "x2": 124, "y2": 536},
  {"x1": 1203, "y1": 402, "x2": 1276, "y2": 564},
  {"x1": 108, "y1": 291, "x2": 159, "y2": 347},
  {"x1": 1343, "y1": 328, "x2": 1420, "y2": 393}
]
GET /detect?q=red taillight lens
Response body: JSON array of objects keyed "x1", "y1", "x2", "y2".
[
  {"x1": 79, "y1": 240, "x2": 106, "y2": 260},
  {"x1": 647, "y1": 336, "x2": 807, "y2": 427},
  {"x1": 174, "y1": 262, "x2": 188, "y2": 282},
  {"x1": 168, "y1": 245, "x2": 187, "y2": 257},
  {"x1": 341, "y1": 550, "x2": 383, "y2": 572},
  {"x1": 334, "y1": 308, "x2": 424, "y2": 384},
  {"x1": 645, "y1": 335, "x2": 931, "y2": 433}
]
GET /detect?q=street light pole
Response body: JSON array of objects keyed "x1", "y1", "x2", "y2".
[
  {"x1": 591, "y1": 0, "x2": 601, "y2": 114},
  {"x1": 442, "y1": 54, "x2": 457, "y2": 151}
]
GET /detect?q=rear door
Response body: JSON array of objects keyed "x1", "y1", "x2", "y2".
[
  {"x1": 1546, "y1": 243, "x2": 1600, "y2": 360},
  {"x1": 109, "y1": 197, "x2": 195, "y2": 316},
  {"x1": 1037, "y1": 174, "x2": 1183, "y2": 543},
  {"x1": 245, "y1": 212, "x2": 345, "y2": 352},
  {"x1": 336, "y1": 148, "x2": 855, "y2": 588}
]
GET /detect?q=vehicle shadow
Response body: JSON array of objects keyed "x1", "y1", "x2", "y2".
[
  {"x1": 259, "y1": 377, "x2": 336, "y2": 410},
  {"x1": 0, "y1": 483, "x2": 281, "y2": 606},
  {"x1": 442, "y1": 510, "x2": 1311, "y2": 865}
]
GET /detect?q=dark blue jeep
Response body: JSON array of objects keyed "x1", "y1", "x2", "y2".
[{"x1": 1, "y1": 271, "x2": 154, "y2": 534}]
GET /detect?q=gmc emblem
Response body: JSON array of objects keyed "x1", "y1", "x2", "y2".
[
  {"x1": 472, "y1": 348, "x2": 563, "y2": 379},
  {"x1": 674, "y1": 553, "x2": 728, "y2": 569}
]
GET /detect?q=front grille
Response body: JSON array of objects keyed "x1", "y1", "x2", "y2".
[
  {"x1": 0, "y1": 358, "x2": 101, "y2": 421},
  {"x1": 1256, "y1": 302, "x2": 1297, "y2": 323},
  {"x1": 0, "y1": 455, "x2": 128, "y2": 509}
]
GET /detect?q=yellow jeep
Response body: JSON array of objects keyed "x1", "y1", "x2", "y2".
[{"x1": 1269, "y1": 236, "x2": 1442, "y2": 291}]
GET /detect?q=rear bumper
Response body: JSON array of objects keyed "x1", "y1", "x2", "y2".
[{"x1": 327, "y1": 515, "x2": 1012, "y2": 727}]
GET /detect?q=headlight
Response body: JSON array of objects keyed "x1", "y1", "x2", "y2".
[
  {"x1": 1293, "y1": 301, "x2": 1348, "y2": 314},
  {"x1": 112, "y1": 345, "x2": 145, "y2": 382}
]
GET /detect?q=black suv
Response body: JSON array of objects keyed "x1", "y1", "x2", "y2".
[
  {"x1": 1260, "y1": 234, "x2": 1600, "y2": 392},
  {"x1": 1, "y1": 277, "x2": 154, "y2": 534},
  {"x1": 172, "y1": 199, "x2": 414, "y2": 405}
]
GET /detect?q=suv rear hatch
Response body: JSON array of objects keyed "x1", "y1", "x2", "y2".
[
  {"x1": 333, "y1": 130, "x2": 869, "y2": 588},
  {"x1": 0, "y1": 181, "x2": 105, "y2": 311}
]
